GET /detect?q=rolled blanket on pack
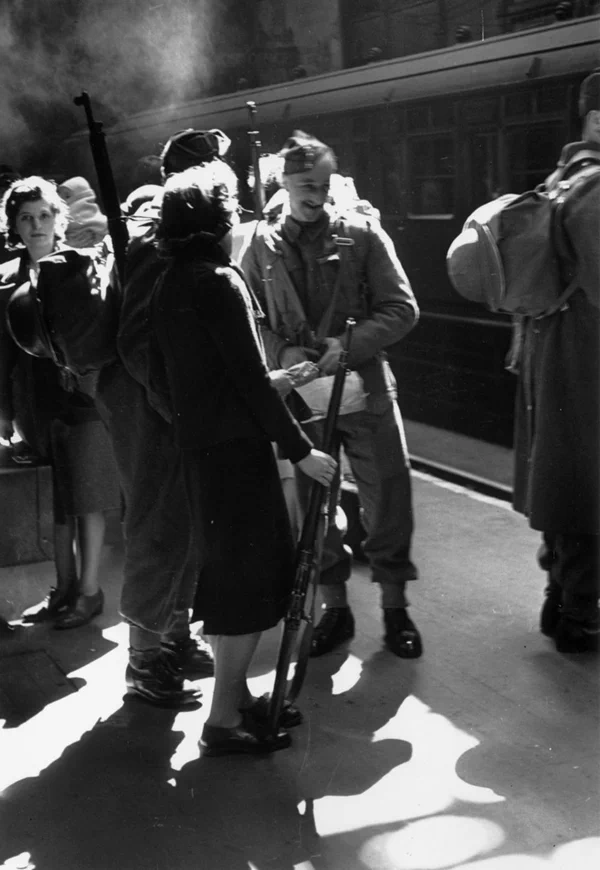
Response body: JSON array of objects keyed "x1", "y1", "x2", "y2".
[{"x1": 58, "y1": 177, "x2": 108, "y2": 248}]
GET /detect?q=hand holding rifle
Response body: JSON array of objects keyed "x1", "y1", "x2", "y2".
[{"x1": 266, "y1": 318, "x2": 356, "y2": 737}]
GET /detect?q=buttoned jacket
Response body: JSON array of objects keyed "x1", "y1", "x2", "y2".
[{"x1": 241, "y1": 205, "x2": 419, "y2": 401}]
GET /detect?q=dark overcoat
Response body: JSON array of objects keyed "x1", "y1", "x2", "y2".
[
  {"x1": 0, "y1": 254, "x2": 62, "y2": 455},
  {"x1": 513, "y1": 142, "x2": 600, "y2": 534}
]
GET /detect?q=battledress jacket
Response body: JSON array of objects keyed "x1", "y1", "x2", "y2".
[
  {"x1": 116, "y1": 199, "x2": 172, "y2": 421},
  {"x1": 512, "y1": 141, "x2": 600, "y2": 534},
  {"x1": 151, "y1": 240, "x2": 312, "y2": 462},
  {"x1": 241, "y1": 205, "x2": 419, "y2": 404}
]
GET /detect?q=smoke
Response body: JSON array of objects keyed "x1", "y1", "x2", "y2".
[{"x1": 0, "y1": 0, "x2": 214, "y2": 172}]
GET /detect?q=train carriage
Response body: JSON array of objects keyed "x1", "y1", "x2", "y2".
[{"x1": 62, "y1": 14, "x2": 600, "y2": 446}]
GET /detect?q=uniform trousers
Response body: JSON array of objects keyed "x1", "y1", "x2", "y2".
[
  {"x1": 538, "y1": 532, "x2": 599, "y2": 623},
  {"x1": 296, "y1": 394, "x2": 417, "y2": 602},
  {"x1": 95, "y1": 361, "x2": 197, "y2": 640}
]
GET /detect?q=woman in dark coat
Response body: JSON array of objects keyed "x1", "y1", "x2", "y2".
[
  {"x1": 152, "y1": 162, "x2": 337, "y2": 755},
  {"x1": 0, "y1": 177, "x2": 120, "y2": 628}
]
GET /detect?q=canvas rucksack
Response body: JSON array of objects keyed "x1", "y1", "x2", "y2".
[
  {"x1": 6, "y1": 245, "x2": 120, "y2": 382},
  {"x1": 446, "y1": 151, "x2": 600, "y2": 318}
]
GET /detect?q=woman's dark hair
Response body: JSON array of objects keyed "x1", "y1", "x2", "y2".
[
  {"x1": 0, "y1": 176, "x2": 69, "y2": 249},
  {"x1": 157, "y1": 162, "x2": 239, "y2": 254}
]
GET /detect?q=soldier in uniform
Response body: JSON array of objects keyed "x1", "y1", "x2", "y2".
[
  {"x1": 242, "y1": 131, "x2": 423, "y2": 659},
  {"x1": 513, "y1": 71, "x2": 600, "y2": 653}
]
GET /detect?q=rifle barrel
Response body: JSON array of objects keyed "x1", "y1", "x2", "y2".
[
  {"x1": 74, "y1": 91, "x2": 128, "y2": 282},
  {"x1": 246, "y1": 100, "x2": 265, "y2": 219}
]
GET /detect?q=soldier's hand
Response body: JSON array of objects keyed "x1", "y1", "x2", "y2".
[{"x1": 318, "y1": 337, "x2": 343, "y2": 375}]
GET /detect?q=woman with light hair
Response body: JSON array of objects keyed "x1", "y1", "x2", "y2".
[{"x1": 0, "y1": 176, "x2": 119, "y2": 629}]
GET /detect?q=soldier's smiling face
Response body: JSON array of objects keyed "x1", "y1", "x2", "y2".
[{"x1": 283, "y1": 154, "x2": 336, "y2": 223}]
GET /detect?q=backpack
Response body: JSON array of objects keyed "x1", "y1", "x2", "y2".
[
  {"x1": 6, "y1": 245, "x2": 120, "y2": 380},
  {"x1": 446, "y1": 151, "x2": 600, "y2": 317}
]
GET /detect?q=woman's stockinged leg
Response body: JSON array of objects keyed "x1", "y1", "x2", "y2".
[
  {"x1": 52, "y1": 512, "x2": 106, "y2": 629},
  {"x1": 53, "y1": 518, "x2": 78, "y2": 592},
  {"x1": 77, "y1": 511, "x2": 106, "y2": 596},
  {"x1": 205, "y1": 632, "x2": 262, "y2": 728}
]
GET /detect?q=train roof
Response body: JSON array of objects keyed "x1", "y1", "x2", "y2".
[{"x1": 68, "y1": 16, "x2": 599, "y2": 152}]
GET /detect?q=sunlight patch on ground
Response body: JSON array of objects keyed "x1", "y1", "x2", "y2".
[
  {"x1": 373, "y1": 695, "x2": 504, "y2": 805},
  {"x1": 440, "y1": 837, "x2": 600, "y2": 869},
  {"x1": 360, "y1": 815, "x2": 505, "y2": 869},
  {"x1": 330, "y1": 653, "x2": 363, "y2": 695},
  {"x1": 454, "y1": 860, "x2": 547, "y2": 869},
  {"x1": 313, "y1": 694, "x2": 504, "y2": 838},
  {"x1": 170, "y1": 707, "x2": 204, "y2": 771},
  {"x1": 0, "y1": 627, "x2": 129, "y2": 792},
  {"x1": 550, "y1": 837, "x2": 600, "y2": 869},
  {"x1": 0, "y1": 853, "x2": 35, "y2": 870}
]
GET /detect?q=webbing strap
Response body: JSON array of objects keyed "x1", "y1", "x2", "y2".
[{"x1": 545, "y1": 160, "x2": 600, "y2": 318}]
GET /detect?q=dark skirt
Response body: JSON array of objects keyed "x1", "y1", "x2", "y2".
[
  {"x1": 185, "y1": 437, "x2": 295, "y2": 636},
  {"x1": 50, "y1": 417, "x2": 121, "y2": 523}
]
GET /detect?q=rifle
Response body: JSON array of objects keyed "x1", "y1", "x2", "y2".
[
  {"x1": 73, "y1": 91, "x2": 128, "y2": 282},
  {"x1": 246, "y1": 101, "x2": 265, "y2": 219},
  {"x1": 267, "y1": 318, "x2": 355, "y2": 737}
]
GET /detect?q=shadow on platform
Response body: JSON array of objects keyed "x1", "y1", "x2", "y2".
[{"x1": 0, "y1": 647, "x2": 417, "y2": 870}]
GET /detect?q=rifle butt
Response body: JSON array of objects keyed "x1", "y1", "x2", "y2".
[{"x1": 267, "y1": 623, "x2": 300, "y2": 737}]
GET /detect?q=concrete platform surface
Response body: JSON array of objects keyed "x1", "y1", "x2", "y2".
[{"x1": 0, "y1": 471, "x2": 599, "y2": 870}]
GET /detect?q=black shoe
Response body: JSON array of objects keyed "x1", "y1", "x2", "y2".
[
  {"x1": 383, "y1": 608, "x2": 423, "y2": 658},
  {"x1": 241, "y1": 694, "x2": 303, "y2": 729},
  {"x1": 10, "y1": 442, "x2": 40, "y2": 465},
  {"x1": 54, "y1": 589, "x2": 104, "y2": 630},
  {"x1": 309, "y1": 607, "x2": 355, "y2": 657},
  {"x1": 200, "y1": 721, "x2": 291, "y2": 757},
  {"x1": 125, "y1": 652, "x2": 203, "y2": 708},
  {"x1": 0, "y1": 616, "x2": 19, "y2": 637},
  {"x1": 162, "y1": 634, "x2": 214, "y2": 678},
  {"x1": 554, "y1": 615, "x2": 599, "y2": 654},
  {"x1": 540, "y1": 593, "x2": 562, "y2": 637},
  {"x1": 21, "y1": 586, "x2": 77, "y2": 623}
]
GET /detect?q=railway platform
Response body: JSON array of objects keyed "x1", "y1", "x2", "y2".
[{"x1": 1, "y1": 440, "x2": 598, "y2": 870}]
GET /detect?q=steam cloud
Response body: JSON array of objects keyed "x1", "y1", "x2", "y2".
[{"x1": 0, "y1": 0, "x2": 213, "y2": 171}]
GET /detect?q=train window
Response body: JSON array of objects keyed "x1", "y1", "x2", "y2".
[
  {"x1": 407, "y1": 134, "x2": 455, "y2": 218},
  {"x1": 354, "y1": 140, "x2": 373, "y2": 201},
  {"x1": 353, "y1": 112, "x2": 371, "y2": 135},
  {"x1": 504, "y1": 91, "x2": 531, "y2": 118},
  {"x1": 407, "y1": 105, "x2": 429, "y2": 130},
  {"x1": 380, "y1": 138, "x2": 404, "y2": 216},
  {"x1": 463, "y1": 98, "x2": 498, "y2": 126},
  {"x1": 469, "y1": 131, "x2": 500, "y2": 208},
  {"x1": 505, "y1": 123, "x2": 564, "y2": 191},
  {"x1": 535, "y1": 84, "x2": 566, "y2": 115},
  {"x1": 431, "y1": 102, "x2": 455, "y2": 129}
]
